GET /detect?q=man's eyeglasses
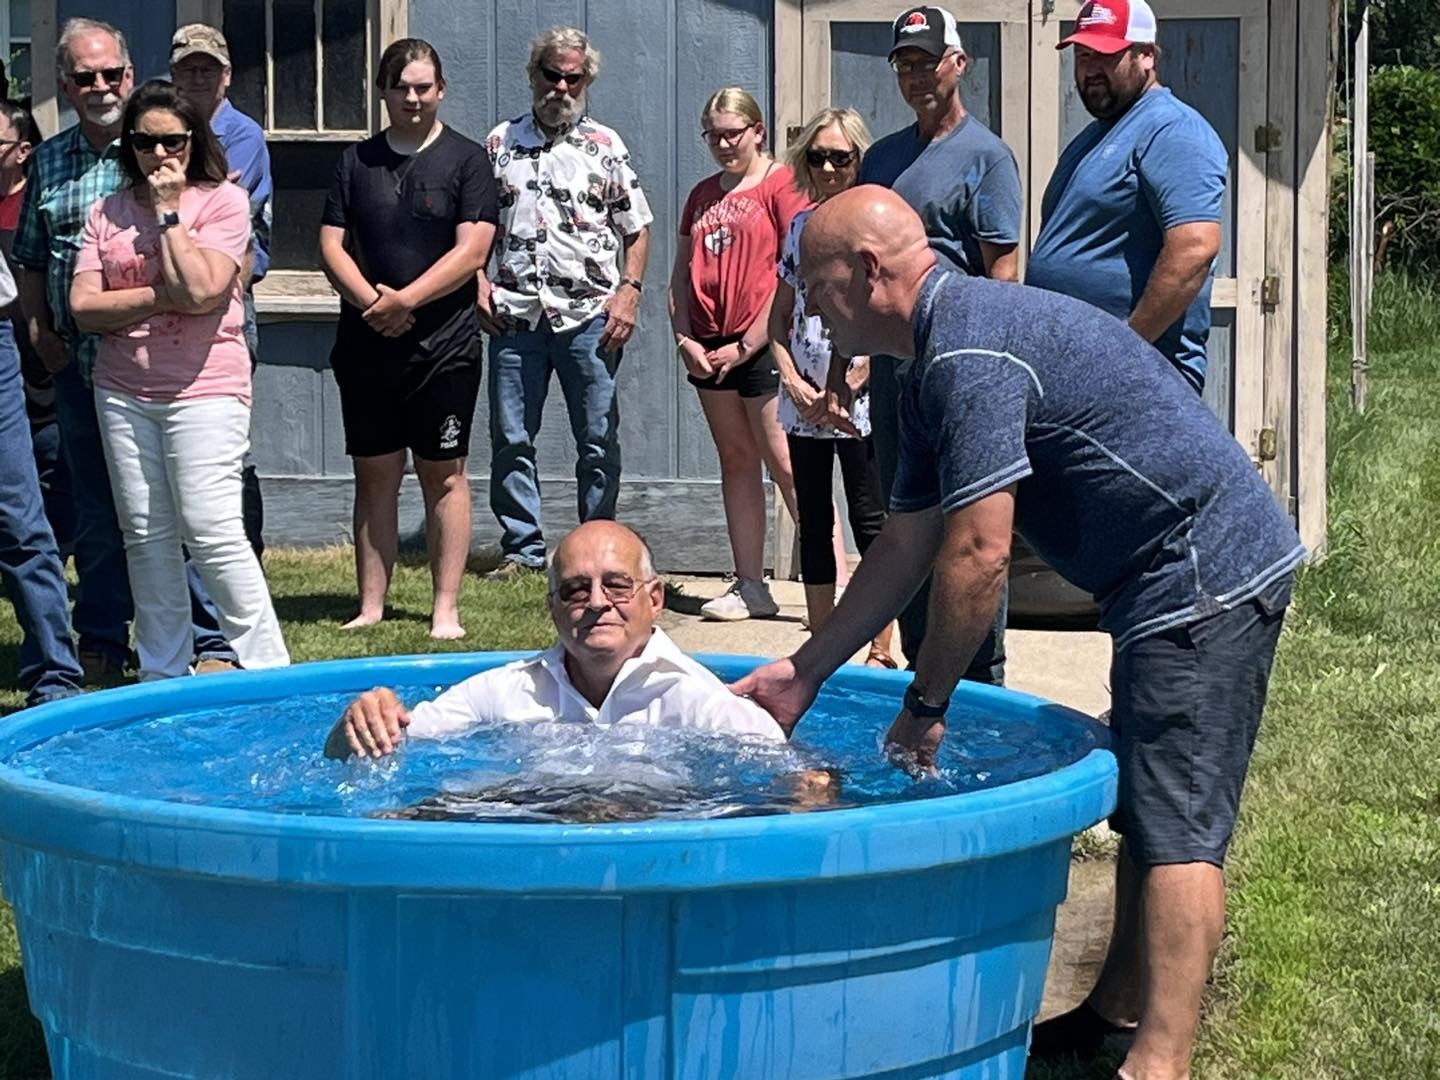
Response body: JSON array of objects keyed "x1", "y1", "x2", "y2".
[
  {"x1": 70, "y1": 67, "x2": 128, "y2": 88},
  {"x1": 889, "y1": 53, "x2": 955, "y2": 76},
  {"x1": 552, "y1": 575, "x2": 653, "y2": 607},
  {"x1": 130, "y1": 131, "x2": 192, "y2": 154},
  {"x1": 703, "y1": 125, "x2": 755, "y2": 147},
  {"x1": 539, "y1": 66, "x2": 586, "y2": 88},
  {"x1": 805, "y1": 148, "x2": 857, "y2": 169}
]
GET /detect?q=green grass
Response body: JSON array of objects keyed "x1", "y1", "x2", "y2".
[{"x1": 2, "y1": 277, "x2": 1439, "y2": 1076}]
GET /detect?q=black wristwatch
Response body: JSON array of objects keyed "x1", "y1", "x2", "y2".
[
  {"x1": 619, "y1": 277, "x2": 643, "y2": 293},
  {"x1": 156, "y1": 210, "x2": 181, "y2": 230},
  {"x1": 903, "y1": 682, "x2": 949, "y2": 718}
]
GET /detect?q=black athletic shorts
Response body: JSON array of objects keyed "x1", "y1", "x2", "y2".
[
  {"x1": 1108, "y1": 576, "x2": 1292, "y2": 868},
  {"x1": 686, "y1": 333, "x2": 780, "y2": 398},
  {"x1": 330, "y1": 317, "x2": 483, "y2": 461}
]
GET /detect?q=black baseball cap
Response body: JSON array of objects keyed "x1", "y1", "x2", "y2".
[{"x1": 889, "y1": 6, "x2": 965, "y2": 59}]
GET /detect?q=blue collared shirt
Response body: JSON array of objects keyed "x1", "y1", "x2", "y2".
[{"x1": 210, "y1": 99, "x2": 273, "y2": 281}]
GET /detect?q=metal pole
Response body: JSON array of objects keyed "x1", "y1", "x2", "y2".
[{"x1": 1350, "y1": 1, "x2": 1371, "y2": 413}]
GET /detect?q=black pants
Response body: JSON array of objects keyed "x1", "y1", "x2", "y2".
[
  {"x1": 870, "y1": 355, "x2": 1005, "y2": 684},
  {"x1": 787, "y1": 434, "x2": 887, "y2": 586}
]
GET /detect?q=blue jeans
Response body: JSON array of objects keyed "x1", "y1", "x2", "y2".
[
  {"x1": 50, "y1": 357, "x2": 238, "y2": 664},
  {"x1": 488, "y1": 315, "x2": 621, "y2": 567},
  {"x1": 0, "y1": 321, "x2": 83, "y2": 703},
  {"x1": 870, "y1": 355, "x2": 1006, "y2": 685}
]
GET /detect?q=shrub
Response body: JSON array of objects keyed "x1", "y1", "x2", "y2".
[{"x1": 1331, "y1": 65, "x2": 1440, "y2": 274}]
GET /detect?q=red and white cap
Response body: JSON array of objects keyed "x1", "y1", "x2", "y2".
[{"x1": 1057, "y1": 0, "x2": 1158, "y2": 54}]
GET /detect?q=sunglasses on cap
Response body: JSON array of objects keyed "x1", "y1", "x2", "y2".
[
  {"x1": 539, "y1": 66, "x2": 586, "y2": 87},
  {"x1": 130, "y1": 131, "x2": 192, "y2": 153},
  {"x1": 805, "y1": 148, "x2": 857, "y2": 168},
  {"x1": 70, "y1": 67, "x2": 128, "y2": 88}
]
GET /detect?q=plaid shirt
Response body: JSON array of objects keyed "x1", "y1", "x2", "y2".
[{"x1": 12, "y1": 124, "x2": 125, "y2": 379}]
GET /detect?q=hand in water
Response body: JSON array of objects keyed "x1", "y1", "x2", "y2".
[
  {"x1": 325, "y1": 687, "x2": 411, "y2": 759},
  {"x1": 884, "y1": 708, "x2": 945, "y2": 776}
]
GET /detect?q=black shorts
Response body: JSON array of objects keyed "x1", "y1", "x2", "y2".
[
  {"x1": 1108, "y1": 577, "x2": 1292, "y2": 868},
  {"x1": 330, "y1": 326, "x2": 483, "y2": 461},
  {"x1": 687, "y1": 333, "x2": 780, "y2": 398}
]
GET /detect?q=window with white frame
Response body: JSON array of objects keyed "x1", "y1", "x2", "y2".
[{"x1": 223, "y1": 0, "x2": 379, "y2": 271}]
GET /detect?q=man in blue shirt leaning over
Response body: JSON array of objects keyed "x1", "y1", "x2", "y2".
[
  {"x1": 171, "y1": 22, "x2": 272, "y2": 556},
  {"x1": 1027, "y1": 0, "x2": 1227, "y2": 394},
  {"x1": 736, "y1": 187, "x2": 1304, "y2": 1080}
]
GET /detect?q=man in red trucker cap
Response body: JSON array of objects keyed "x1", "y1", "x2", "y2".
[
  {"x1": 1027, "y1": 0, "x2": 1227, "y2": 399},
  {"x1": 1026, "y1": 19, "x2": 1232, "y2": 1080}
]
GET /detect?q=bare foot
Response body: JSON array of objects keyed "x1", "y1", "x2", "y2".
[
  {"x1": 341, "y1": 612, "x2": 383, "y2": 630},
  {"x1": 430, "y1": 620, "x2": 466, "y2": 640}
]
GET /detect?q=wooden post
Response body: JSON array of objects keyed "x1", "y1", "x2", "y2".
[
  {"x1": 30, "y1": 0, "x2": 57, "y2": 137},
  {"x1": 1350, "y1": 1, "x2": 1370, "y2": 413},
  {"x1": 1264, "y1": 0, "x2": 1299, "y2": 506}
]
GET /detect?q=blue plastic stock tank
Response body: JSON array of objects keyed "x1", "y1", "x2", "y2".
[{"x1": 0, "y1": 654, "x2": 1115, "y2": 1079}]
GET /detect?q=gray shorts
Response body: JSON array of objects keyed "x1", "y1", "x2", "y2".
[{"x1": 1108, "y1": 577, "x2": 1292, "y2": 867}]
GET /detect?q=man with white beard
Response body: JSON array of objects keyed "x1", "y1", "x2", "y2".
[
  {"x1": 477, "y1": 26, "x2": 653, "y2": 580},
  {"x1": 13, "y1": 17, "x2": 241, "y2": 682}
]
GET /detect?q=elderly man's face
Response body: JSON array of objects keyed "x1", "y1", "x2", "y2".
[
  {"x1": 548, "y1": 529, "x2": 662, "y2": 667},
  {"x1": 62, "y1": 30, "x2": 133, "y2": 131},
  {"x1": 531, "y1": 47, "x2": 588, "y2": 129},
  {"x1": 1074, "y1": 44, "x2": 1154, "y2": 119},
  {"x1": 171, "y1": 54, "x2": 231, "y2": 118},
  {"x1": 893, "y1": 45, "x2": 963, "y2": 118}
]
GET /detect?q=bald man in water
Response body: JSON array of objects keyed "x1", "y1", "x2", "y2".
[
  {"x1": 325, "y1": 520, "x2": 783, "y2": 760},
  {"x1": 733, "y1": 187, "x2": 1303, "y2": 1079}
]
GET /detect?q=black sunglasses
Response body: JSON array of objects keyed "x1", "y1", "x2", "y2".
[
  {"x1": 806, "y1": 148, "x2": 857, "y2": 168},
  {"x1": 539, "y1": 66, "x2": 585, "y2": 87},
  {"x1": 130, "y1": 131, "x2": 192, "y2": 153},
  {"x1": 70, "y1": 67, "x2": 128, "y2": 88}
]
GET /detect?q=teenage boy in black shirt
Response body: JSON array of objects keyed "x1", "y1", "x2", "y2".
[{"x1": 320, "y1": 38, "x2": 498, "y2": 640}]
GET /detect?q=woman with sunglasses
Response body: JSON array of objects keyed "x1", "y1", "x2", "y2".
[
  {"x1": 771, "y1": 108, "x2": 897, "y2": 667},
  {"x1": 70, "y1": 79, "x2": 288, "y2": 679},
  {"x1": 670, "y1": 87, "x2": 810, "y2": 622}
]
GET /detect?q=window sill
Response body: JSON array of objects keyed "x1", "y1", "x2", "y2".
[{"x1": 254, "y1": 271, "x2": 340, "y2": 319}]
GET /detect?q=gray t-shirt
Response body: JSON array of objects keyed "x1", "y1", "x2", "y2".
[
  {"x1": 891, "y1": 270, "x2": 1305, "y2": 650},
  {"x1": 857, "y1": 115, "x2": 1022, "y2": 276}
]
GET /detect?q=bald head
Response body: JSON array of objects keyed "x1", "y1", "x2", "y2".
[
  {"x1": 549, "y1": 521, "x2": 655, "y2": 589},
  {"x1": 799, "y1": 185, "x2": 937, "y2": 360}
]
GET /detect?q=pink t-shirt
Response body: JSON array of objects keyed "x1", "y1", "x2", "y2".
[
  {"x1": 76, "y1": 181, "x2": 252, "y2": 404},
  {"x1": 680, "y1": 164, "x2": 812, "y2": 339}
]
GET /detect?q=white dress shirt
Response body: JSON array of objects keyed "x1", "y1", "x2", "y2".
[{"x1": 406, "y1": 628, "x2": 784, "y2": 743}]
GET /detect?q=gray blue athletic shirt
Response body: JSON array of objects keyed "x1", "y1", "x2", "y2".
[
  {"x1": 891, "y1": 271, "x2": 1305, "y2": 650},
  {"x1": 1026, "y1": 88, "x2": 1227, "y2": 392},
  {"x1": 857, "y1": 115, "x2": 1022, "y2": 276}
]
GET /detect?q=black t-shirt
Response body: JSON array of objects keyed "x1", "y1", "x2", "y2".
[{"x1": 322, "y1": 126, "x2": 498, "y2": 351}]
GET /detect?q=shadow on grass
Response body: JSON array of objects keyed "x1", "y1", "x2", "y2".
[
  {"x1": 1025, "y1": 1049, "x2": 1126, "y2": 1079},
  {"x1": 0, "y1": 965, "x2": 49, "y2": 1080},
  {"x1": 271, "y1": 594, "x2": 429, "y2": 627}
]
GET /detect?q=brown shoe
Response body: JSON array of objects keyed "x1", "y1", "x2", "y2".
[
  {"x1": 194, "y1": 658, "x2": 243, "y2": 675},
  {"x1": 483, "y1": 559, "x2": 545, "y2": 582},
  {"x1": 78, "y1": 649, "x2": 130, "y2": 688}
]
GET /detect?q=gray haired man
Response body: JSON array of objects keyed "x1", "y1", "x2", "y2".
[{"x1": 477, "y1": 26, "x2": 653, "y2": 579}]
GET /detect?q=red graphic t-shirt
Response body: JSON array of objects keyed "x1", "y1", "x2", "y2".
[{"x1": 680, "y1": 163, "x2": 811, "y2": 339}]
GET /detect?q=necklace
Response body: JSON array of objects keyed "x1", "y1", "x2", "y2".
[{"x1": 388, "y1": 122, "x2": 444, "y2": 195}]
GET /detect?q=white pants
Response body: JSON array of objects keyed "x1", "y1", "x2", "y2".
[{"x1": 96, "y1": 389, "x2": 290, "y2": 679}]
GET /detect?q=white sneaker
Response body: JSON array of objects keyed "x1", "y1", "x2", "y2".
[{"x1": 700, "y1": 578, "x2": 779, "y2": 621}]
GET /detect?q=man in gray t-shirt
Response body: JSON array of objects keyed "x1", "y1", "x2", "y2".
[
  {"x1": 737, "y1": 187, "x2": 1303, "y2": 1080},
  {"x1": 838, "y1": 4, "x2": 1024, "y2": 683}
]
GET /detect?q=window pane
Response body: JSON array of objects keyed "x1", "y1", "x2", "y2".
[
  {"x1": 6, "y1": 44, "x2": 30, "y2": 99},
  {"x1": 224, "y1": 0, "x2": 268, "y2": 127},
  {"x1": 270, "y1": 141, "x2": 346, "y2": 270},
  {"x1": 273, "y1": 0, "x2": 318, "y2": 129},
  {"x1": 9, "y1": 0, "x2": 30, "y2": 37},
  {"x1": 322, "y1": 0, "x2": 366, "y2": 131}
]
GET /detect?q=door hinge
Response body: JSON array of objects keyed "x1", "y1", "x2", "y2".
[
  {"x1": 786, "y1": 125, "x2": 804, "y2": 148},
  {"x1": 1260, "y1": 275, "x2": 1281, "y2": 312},
  {"x1": 1254, "y1": 123, "x2": 1283, "y2": 153},
  {"x1": 1258, "y1": 427, "x2": 1278, "y2": 462}
]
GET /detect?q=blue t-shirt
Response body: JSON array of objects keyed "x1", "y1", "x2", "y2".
[
  {"x1": 1026, "y1": 88, "x2": 1227, "y2": 391},
  {"x1": 857, "y1": 114, "x2": 1022, "y2": 277},
  {"x1": 211, "y1": 99, "x2": 273, "y2": 281},
  {"x1": 891, "y1": 270, "x2": 1304, "y2": 650}
]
